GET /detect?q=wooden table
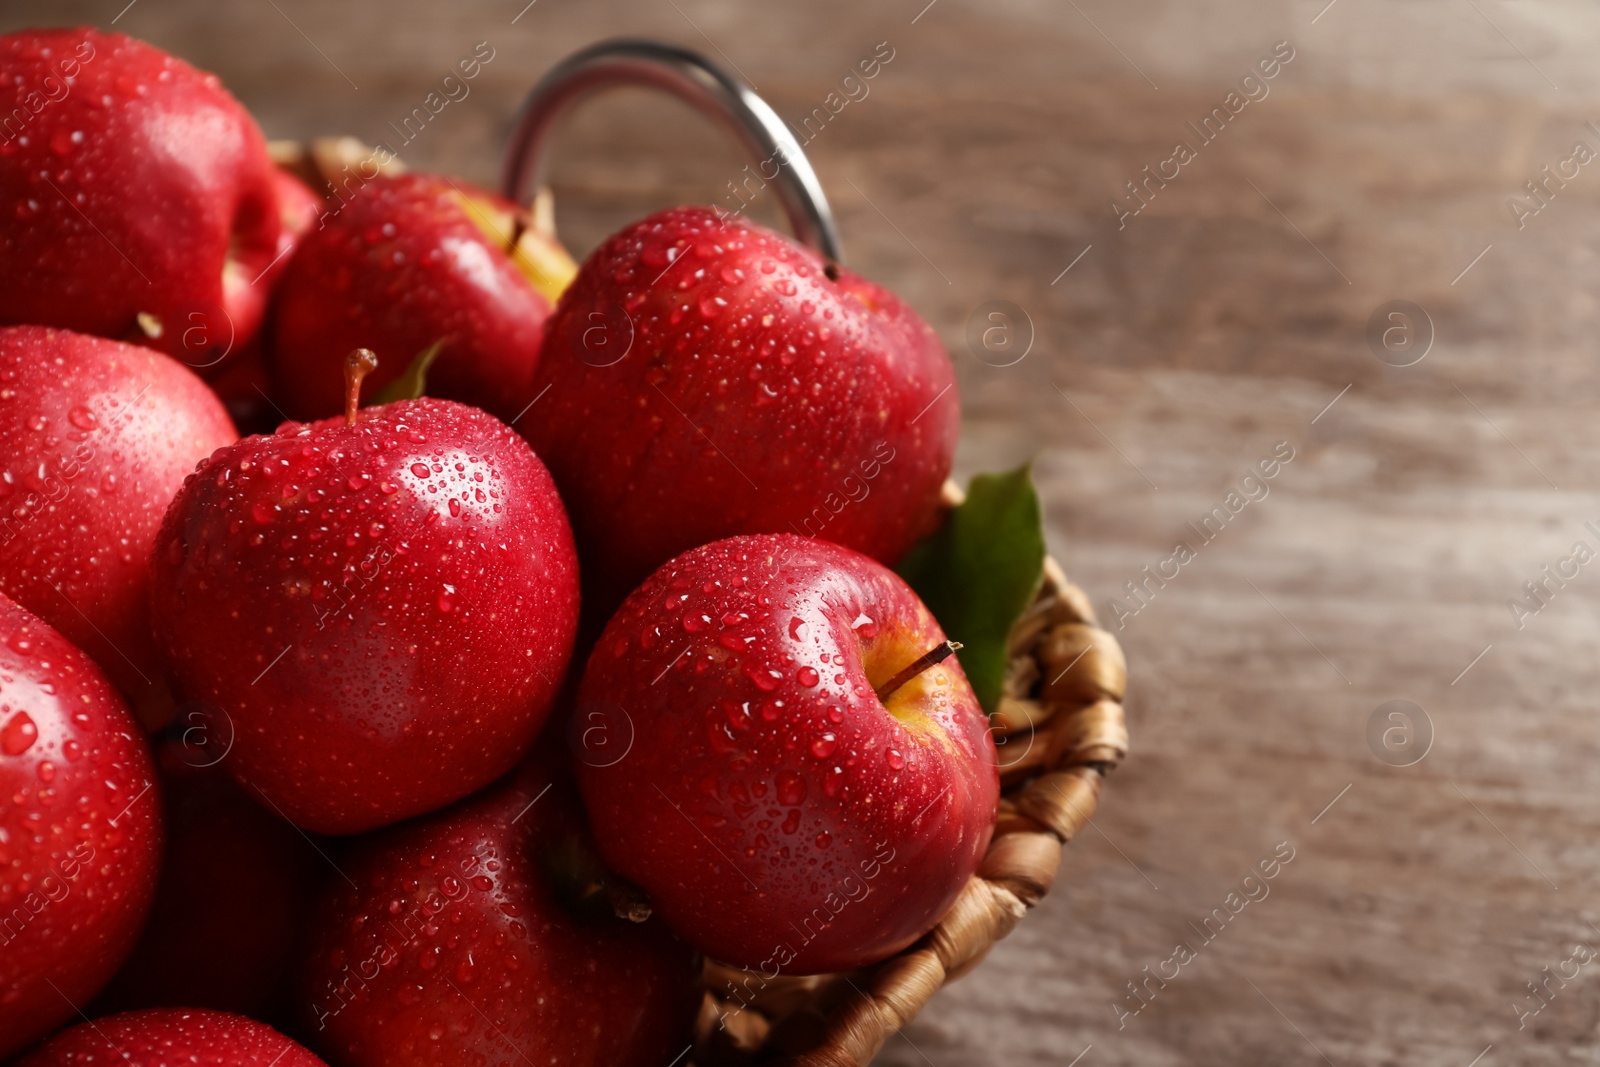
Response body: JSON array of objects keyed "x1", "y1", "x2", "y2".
[{"x1": 7, "y1": 1, "x2": 1598, "y2": 1063}]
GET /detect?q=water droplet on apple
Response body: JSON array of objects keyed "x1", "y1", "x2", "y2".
[
  {"x1": 0, "y1": 711, "x2": 37, "y2": 755},
  {"x1": 67, "y1": 406, "x2": 97, "y2": 431},
  {"x1": 810, "y1": 733, "x2": 837, "y2": 758},
  {"x1": 797, "y1": 666, "x2": 820, "y2": 687},
  {"x1": 781, "y1": 810, "x2": 800, "y2": 834},
  {"x1": 814, "y1": 831, "x2": 832, "y2": 848},
  {"x1": 410, "y1": 463, "x2": 431, "y2": 478},
  {"x1": 777, "y1": 771, "x2": 806, "y2": 805},
  {"x1": 744, "y1": 665, "x2": 781, "y2": 692},
  {"x1": 886, "y1": 749, "x2": 905, "y2": 770}
]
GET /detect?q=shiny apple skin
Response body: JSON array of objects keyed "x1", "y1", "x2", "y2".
[
  {"x1": 268, "y1": 173, "x2": 550, "y2": 423},
  {"x1": 0, "y1": 29, "x2": 282, "y2": 372},
  {"x1": 0, "y1": 594, "x2": 161, "y2": 1059},
  {"x1": 0, "y1": 326, "x2": 236, "y2": 710},
  {"x1": 149, "y1": 398, "x2": 579, "y2": 834},
  {"x1": 16, "y1": 1008, "x2": 328, "y2": 1067},
  {"x1": 519, "y1": 206, "x2": 959, "y2": 613},
  {"x1": 295, "y1": 758, "x2": 700, "y2": 1067},
  {"x1": 575, "y1": 534, "x2": 997, "y2": 975}
]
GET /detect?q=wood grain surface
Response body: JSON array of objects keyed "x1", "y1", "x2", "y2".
[{"x1": 6, "y1": 1, "x2": 1599, "y2": 1063}]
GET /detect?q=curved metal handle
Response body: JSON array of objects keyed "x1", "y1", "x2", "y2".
[{"x1": 500, "y1": 38, "x2": 843, "y2": 264}]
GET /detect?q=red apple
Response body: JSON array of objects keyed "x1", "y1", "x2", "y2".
[
  {"x1": 296, "y1": 755, "x2": 699, "y2": 1067},
  {"x1": 90, "y1": 724, "x2": 324, "y2": 1019},
  {"x1": 0, "y1": 594, "x2": 161, "y2": 1059},
  {"x1": 16, "y1": 1008, "x2": 327, "y2": 1067},
  {"x1": 149, "y1": 353, "x2": 579, "y2": 834},
  {"x1": 0, "y1": 326, "x2": 235, "y2": 721},
  {"x1": 0, "y1": 28, "x2": 282, "y2": 372},
  {"x1": 268, "y1": 172, "x2": 553, "y2": 423},
  {"x1": 575, "y1": 533, "x2": 998, "y2": 975},
  {"x1": 519, "y1": 205, "x2": 959, "y2": 611}
]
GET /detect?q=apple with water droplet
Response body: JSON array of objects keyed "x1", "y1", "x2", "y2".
[
  {"x1": 268, "y1": 172, "x2": 569, "y2": 423},
  {"x1": 519, "y1": 205, "x2": 959, "y2": 613},
  {"x1": 150, "y1": 351, "x2": 579, "y2": 834},
  {"x1": 295, "y1": 753, "x2": 699, "y2": 1067},
  {"x1": 16, "y1": 1008, "x2": 327, "y2": 1067},
  {"x1": 0, "y1": 28, "x2": 282, "y2": 373},
  {"x1": 0, "y1": 593, "x2": 162, "y2": 1059},
  {"x1": 0, "y1": 326, "x2": 236, "y2": 722},
  {"x1": 575, "y1": 533, "x2": 997, "y2": 975}
]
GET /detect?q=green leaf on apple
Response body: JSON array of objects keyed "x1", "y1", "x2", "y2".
[
  {"x1": 896, "y1": 464, "x2": 1046, "y2": 715},
  {"x1": 371, "y1": 340, "x2": 444, "y2": 405}
]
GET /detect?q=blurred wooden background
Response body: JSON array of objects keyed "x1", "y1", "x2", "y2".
[{"x1": 8, "y1": 0, "x2": 1600, "y2": 1063}]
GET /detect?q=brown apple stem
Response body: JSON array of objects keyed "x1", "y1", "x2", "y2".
[
  {"x1": 604, "y1": 873, "x2": 654, "y2": 923},
  {"x1": 344, "y1": 348, "x2": 378, "y2": 425},
  {"x1": 874, "y1": 640, "x2": 963, "y2": 703}
]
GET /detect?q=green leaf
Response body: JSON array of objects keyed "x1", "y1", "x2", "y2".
[
  {"x1": 371, "y1": 340, "x2": 444, "y2": 405},
  {"x1": 896, "y1": 464, "x2": 1046, "y2": 714}
]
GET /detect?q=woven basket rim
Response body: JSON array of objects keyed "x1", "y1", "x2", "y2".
[{"x1": 693, "y1": 480, "x2": 1130, "y2": 1067}]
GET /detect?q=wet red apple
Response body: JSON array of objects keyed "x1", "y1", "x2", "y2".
[
  {"x1": 0, "y1": 28, "x2": 282, "y2": 371},
  {"x1": 575, "y1": 533, "x2": 998, "y2": 975},
  {"x1": 520, "y1": 205, "x2": 959, "y2": 612},
  {"x1": 296, "y1": 755, "x2": 699, "y2": 1067},
  {"x1": 268, "y1": 173, "x2": 552, "y2": 423},
  {"x1": 150, "y1": 353, "x2": 579, "y2": 834},
  {"x1": 16, "y1": 1008, "x2": 327, "y2": 1067},
  {"x1": 0, "y1": 326, "x2": 236, "y2": 721},
  {"x1": 0, "y1": 594, "x2": 161, "y2": 1059}
]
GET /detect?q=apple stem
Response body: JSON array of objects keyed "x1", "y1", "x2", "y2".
[
  {"x1": 874, "y1": 640, "x2": 963, "y2": 703},
  {"x1": 604, "y1": 874, "x2": 654, "y2": 923},
  {"x1": 344, "y1": 348, "x2": 378, "y2": 424}
]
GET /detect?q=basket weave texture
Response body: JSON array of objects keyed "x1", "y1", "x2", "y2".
[{"x1": 692, "y1": 482, "x2": 1130, "y2": 1066}]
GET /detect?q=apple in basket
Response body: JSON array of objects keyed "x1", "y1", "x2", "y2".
[
  {"x1": 519, "y1": 205, "x2": 960, "y2": 614},
  {"x1": 294, "y1": 752, "x2": 699, "y2": 1067},
  {"x1": 0, "y1": 28, "x2": 283, "y2": 372},
  {"x1": 15, "y1": 1009, "x2": 327, "y2": 1067},
  {"x1": 149, "y1": 351, "x2": 579, "y2": 834},
  {"x1": 573, "y1": 533, "x2": 999, "y2": 975}
]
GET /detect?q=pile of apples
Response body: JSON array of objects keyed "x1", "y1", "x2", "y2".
[{"x1": 0, "y1": 27, "x2": 1001, "y2": 1067}]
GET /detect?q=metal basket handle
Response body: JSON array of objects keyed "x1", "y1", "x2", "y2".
[{"x1": 500, "y1": 37, "x2": 844, "y2": 264}]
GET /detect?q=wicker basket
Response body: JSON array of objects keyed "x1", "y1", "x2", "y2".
[
  {"x1": 276, "y1": 38, "x2": 1130, "y2": 1063},
  {"x1": 685, "y1": 481, "x2": 1129, "y2": 1066}
]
